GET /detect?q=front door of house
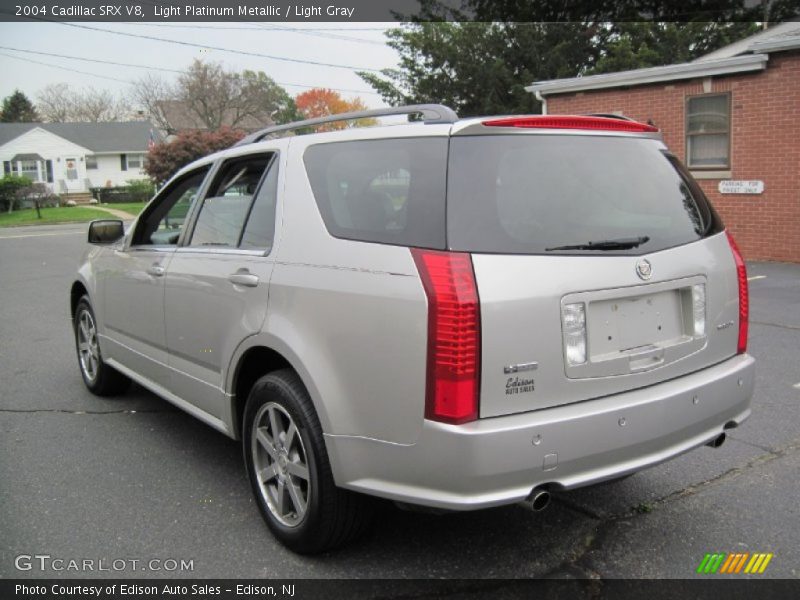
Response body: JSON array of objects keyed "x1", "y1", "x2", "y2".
[{"x1": 62, "y1": 157, "x2": 83, "y2": 192}]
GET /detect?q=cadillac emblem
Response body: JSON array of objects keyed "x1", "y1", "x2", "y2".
[{"x1": 636, "y1": 259, "x2": 653, "y2": 280}]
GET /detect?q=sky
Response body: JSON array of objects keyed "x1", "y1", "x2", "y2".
[{"x1": 0, "y1": 21, "x2": 401, "y2": 114}]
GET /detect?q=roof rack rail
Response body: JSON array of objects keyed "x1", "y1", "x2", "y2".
[
  {"x1": 233, "y1": 104, "x2": 459, "y2": 146},
  {"x1": 584, "y1": 113, "x2": 636, "y2": 122}
]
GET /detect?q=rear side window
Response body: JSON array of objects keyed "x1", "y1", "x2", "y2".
[
  {"x1": 190, "y1": 154, "x2": 273, "y2": 248},
  {"x1": 240, "y1": 158, "x2": 279, "y2": 251},
  {"x1": 447, "y1": 135, "x2": 722, "y2": 255},
  {"x1": 303, "y1": 137, "x2": 448, "y2": 249}
]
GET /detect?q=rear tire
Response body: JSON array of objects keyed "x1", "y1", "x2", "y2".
[
  {"x1": 73, "y1": 296, "x2": 130, "y2": 396},
  {"x1": 243, "y1": 369, "x2": 374, "y2": 553}
]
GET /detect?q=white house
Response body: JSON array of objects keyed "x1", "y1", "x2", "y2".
[{"x1": 0, "y1": 121, "x2": 155, "y2": 198}]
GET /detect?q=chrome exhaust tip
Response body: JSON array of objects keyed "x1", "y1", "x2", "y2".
[
  {"x1": 707, "y1": 432, "x2": 726, "y2": 449},
  {"x1": 521, "y1": 488, "x2": 551, "y2": 512}
]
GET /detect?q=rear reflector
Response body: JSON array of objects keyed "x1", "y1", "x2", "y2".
[
  {"x1": 482, "y1": 115, "x2": 658, "y2": 133},
  {"x1": 411, "y1": 249, "x2": 480, "y2": 424},
  {"x1": 725, "y1": 231, "x2": 749, "y2": 354}
]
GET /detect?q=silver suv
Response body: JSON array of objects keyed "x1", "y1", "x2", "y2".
[{"x1": 71, "y1": 105, "x2": 754, "y2": 553}]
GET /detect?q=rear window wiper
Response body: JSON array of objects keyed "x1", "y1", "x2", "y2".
[{"x1": 546, "y1": 236, "x2": 650, "y2": 251}]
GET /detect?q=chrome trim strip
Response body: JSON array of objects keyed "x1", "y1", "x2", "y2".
[{"x1": 175, "y1": 247, "x2": 268, "y2": 257}]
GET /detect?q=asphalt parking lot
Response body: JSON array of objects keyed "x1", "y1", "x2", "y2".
[{"x1": 1, "y1": 222, "x2": 798, "y2": 580}]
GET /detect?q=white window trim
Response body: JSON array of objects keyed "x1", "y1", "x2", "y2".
[
  {"x1": 125, "y1": 154, "x2": 145, "y2": 170},
  {"x1": 685, "y1": 92, "x2": 732, "y2": 171},
  {"x1": 15, "y1": 160, "x2": 44, "y2": 183}
]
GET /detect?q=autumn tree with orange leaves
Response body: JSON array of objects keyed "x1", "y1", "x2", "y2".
[{"x1": 294, "y1": 88, "x2": 376, "y2": 131}]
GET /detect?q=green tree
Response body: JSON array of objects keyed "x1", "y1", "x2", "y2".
[
  {"x1": 360, "y1": 22, "x2": 601, "y2": 117},
  {"x1": 239, "y1": 69, "x2": 299, "y2": 125},
  {"x1": 0, "y1": 90, "x2": 40, "y2": 122},
  {"x1": 0, "y1": 174, "x2": 34, "y2": 212},
  {"x1": 591, "y1": 22, "x2": 760, "y2": 74},
  {"x1": 360, "y1": 0, "x2": 795, "y2": 117}
]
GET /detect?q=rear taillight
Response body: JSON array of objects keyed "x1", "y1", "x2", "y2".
[
  {"x1": 411, "y1": 249, "x2": 480, "y2": 424},
  {"x1": 481, "y1": 115, "x2": 658, "y2": 133},
  {"x1": 726, "y1": 231, "x2": 749, "y2": 354}
]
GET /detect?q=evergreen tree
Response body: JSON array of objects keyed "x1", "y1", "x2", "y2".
[{"x1": 0, "y1": 90, "x2": 40, "y2": 122}]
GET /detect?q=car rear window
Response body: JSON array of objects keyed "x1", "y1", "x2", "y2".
[
  {"x1": 447, "y1": 135, "x2": 722, "y2": 255},
  {"x1": 303, "y1": 137, "x2": 448, "y2": 249}
]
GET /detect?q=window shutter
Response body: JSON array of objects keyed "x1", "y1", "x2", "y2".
[
  {"x1": 120, "y1": 154, "x2": 127, "y2": 171},
  {"x1": 46, "y1": 160, "x2": 54, "y2": 183},
  {"x1": 3, "y1": 161, "x2": 10, "y2": 176}
]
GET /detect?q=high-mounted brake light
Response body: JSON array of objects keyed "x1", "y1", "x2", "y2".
[
  {"x1": 725, "y1": 231, "x2": 749, "y2": 354},
  {"x1": 482, "y1": 115, "x2": 659, "y2": 133},
  {"x1": 411, "y1": 249, "x2": 480, "y2": 424}
]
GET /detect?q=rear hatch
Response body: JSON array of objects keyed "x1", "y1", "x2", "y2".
[{"x1": 446, "y1": 125, "x2": 741, "y2": 418}]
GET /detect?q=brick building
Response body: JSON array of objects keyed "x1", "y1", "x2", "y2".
[{"x1": 527, "y1": 23, "x2": 800, "y2": 263}]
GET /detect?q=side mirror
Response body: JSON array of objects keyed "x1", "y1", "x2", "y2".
[{"x1": 88, "y1": 219, "x2": 125, "y2": 244}]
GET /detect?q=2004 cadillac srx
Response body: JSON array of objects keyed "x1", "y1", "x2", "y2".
[{"x1": 71, "y1": 105, "x2": 754, "y2": 553}]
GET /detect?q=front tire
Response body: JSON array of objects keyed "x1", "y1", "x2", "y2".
[
  {"x1": 73, "y1": 296, "x2": 129, "y2": 396},
  {"x1": 243, "y1": 369, "x2": 374, "y2": 553}
]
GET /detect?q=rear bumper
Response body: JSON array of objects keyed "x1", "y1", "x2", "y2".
[{"x1": 325, "y1": 354, "x2": 755, "y2": 510}]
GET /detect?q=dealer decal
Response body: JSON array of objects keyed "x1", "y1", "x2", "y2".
[{"x1": 506, "y1": 376, "x2": 535, "y2": 395}]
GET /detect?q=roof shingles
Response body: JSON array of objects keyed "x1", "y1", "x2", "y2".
[{"x1": 0, "y1": 121, "x2": 155, "y2": 152}]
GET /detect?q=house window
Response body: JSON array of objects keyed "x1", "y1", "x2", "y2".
[
  {"x1": 4, "y1": 159, "x2": 51, "y2": 182},
  {"x1": 686, "y1": 93, "x2": 730, "y2": 169},
  {"x1": 126, "y1": 154, "x2": 145, "y2": 170},
  {"x1": 19, "y1": 160, "x2": 41, "y2": 182},
  {"x1": 86, "y1": 155, "x2": 98, "y2": 170}
]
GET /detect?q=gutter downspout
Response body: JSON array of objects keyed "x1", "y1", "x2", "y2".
[{"x1": 534, "y1": 90, "x2": 547, "y2": 115}]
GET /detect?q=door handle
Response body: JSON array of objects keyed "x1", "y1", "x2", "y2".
[
  {"x1": 147, "y1": 264, "x2": 165, "y2": 277},
  {"x1": 228, "y1": 271, "x2": 259, "y2": 288}
]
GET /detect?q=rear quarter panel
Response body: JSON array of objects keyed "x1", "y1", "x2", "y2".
[{"x1": 265, "y1": 133, "x2": 432, "y2": 444}]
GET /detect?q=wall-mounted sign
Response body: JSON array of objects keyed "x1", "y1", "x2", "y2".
[{"x1": 718, "y1": 180, "x2": 764, "y2": 195}]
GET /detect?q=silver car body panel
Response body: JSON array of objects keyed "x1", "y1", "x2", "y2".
[
  {"x1": 474, "y1": 231, "x2": 740, "y2": 418},
  {"x1": 163, "y1": 250, "x2": 274, "y2": 420},
  {"x1": 97, "y1": 246, "x2": 175, "y2": 387}
]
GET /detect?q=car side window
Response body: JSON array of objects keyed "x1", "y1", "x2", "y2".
[
  {"x1": 239, "y1": 156, "x2": 279, "y2": 251},
  {"x1": 303, "y1": 138, "x2": 448, "y2": 249},
  {"x1": 188, "y1": 154, "x2": 274, "y2": 248},
  {"x1": 132, "y1": 167, "x2": 210, "y2": 246}
]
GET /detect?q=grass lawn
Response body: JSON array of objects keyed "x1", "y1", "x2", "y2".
[
  {"x1": 0, "y1": 206, "x2": 113, "y2": 228},
  {"x1": 102, "y1": 202, "x2": 148, "y2": 216}
]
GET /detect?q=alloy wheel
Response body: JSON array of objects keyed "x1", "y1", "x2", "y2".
[
  {"x1": 251, "y1": 402, "x2": 310, "y2": 527},
  {"x1": 77, "y1": 309, "x2": 99, "y2": 382}
]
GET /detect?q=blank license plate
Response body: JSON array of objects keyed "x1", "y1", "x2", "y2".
[{"x1": 588, "y1": 290, "x2": 685, "y2": 358}]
